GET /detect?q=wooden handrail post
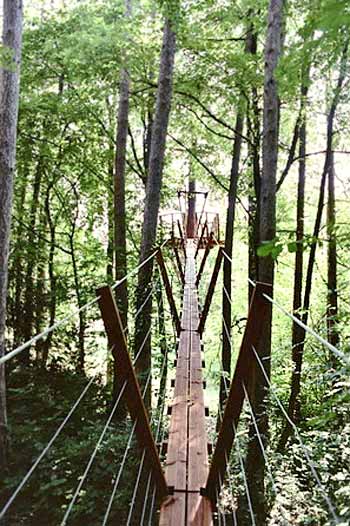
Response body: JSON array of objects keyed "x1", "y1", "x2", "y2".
[
  {"x1": 197, "y1": 248, "x2": 223, "y2": 336},
  {"x1": 203, "y1": 282, "x2": 272, "y2": 503},
  {"x1": 96, "y1": 285, "x2": 168, "y2": 498},
  {"x1": 156, "y1": 249, "x2": 181, "y2": 335}
]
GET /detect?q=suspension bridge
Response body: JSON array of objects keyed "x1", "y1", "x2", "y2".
[{"x1": 0, "y1": 189, "x2": 347, "y2": 525}]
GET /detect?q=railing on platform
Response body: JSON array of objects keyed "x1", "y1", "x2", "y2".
[{"x1": 159, "y1": 210, "x2": 221, "y2": 248}]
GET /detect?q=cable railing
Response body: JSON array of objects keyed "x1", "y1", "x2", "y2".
[
  {"x1": 1, "y1": 248, "x2": 174, "y2": 523},
  {"x1": 126, "y1": 351, "x2": 169, "y2": 525},
  {"x1": 221, "y1": 249, "x2": 348, "y2": 365},
  {"x1": 1, "y1": 244, "x2": 165, "y2": 367},
  {"x1": 101, "y1": 371, "x2": 152, "y2": 526},
  {"x1": 0, "y1": 282, "x2": 156, "y2": 521},
  {"x1": 209, "y1": 249, "x2": 344, "y2": 524},
  {"x1": 251, "y1": 345, "x2": 340, "y2": 524}
]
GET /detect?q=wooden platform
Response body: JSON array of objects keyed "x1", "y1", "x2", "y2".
[{"x1": 159, "y1": 241, "x2": 213, "y2": 526}]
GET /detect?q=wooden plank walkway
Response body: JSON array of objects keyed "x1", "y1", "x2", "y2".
[{"x1": 160, "y1": 241, "x2": 213, "y2": 526}]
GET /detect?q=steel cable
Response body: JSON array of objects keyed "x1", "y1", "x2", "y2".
[
  {"x1": 101, "y1": 370, "x2": 152, "y2": 526},
  {"x1": 1, "y1": 243, "x2": 166, "y2": 367},
  {"x1": 252, "y1": 345, "x2": 340, "y2": 524},
  {"x1": 221, "y1": 249, "x2": 348, "y2": 364},
  {"x1": 0, "y1": 374, "x2": 96, "y2": 520}
]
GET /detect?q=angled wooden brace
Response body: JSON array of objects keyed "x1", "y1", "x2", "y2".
[
  {"x1": 195, "y1": 220, "x2": 208, "y2": 260},
  {"x1": 96, "y1": 285, "x2": 168, "y2": 499},
  {"x1": 203, "y1": 282, "x2": 272, "y2": 503},
  {"x1": 177, "y1": 219, "x2": 184, "y2": 245},
  {"x1": 156, "y1": 249, "x2": 181, "y2": 335},
  {"x1": 196, "y1": 243, "x2": 210, "y2": 289},
  {"x1": 173, "y1": 245, "x2": 185, "y2": 285},
  {"x1": 197, "y1": 248, "x2": 223, "y2": 336}
]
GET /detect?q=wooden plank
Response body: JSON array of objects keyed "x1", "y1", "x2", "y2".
[
  {"x1": 160, "y1": 240, "x2": 213, "y2": 525},
  {"x1": 157, "y1": 249, "x2": 181, "y2": 335},
  {"x1": 160, "y1": 308, "x2": 189, "y2": 525},
  {"x1": 96, "y1": 286, "x2": 168, "y2": 499},
  {"x1": 198, "y1": 248, "x2": 223, "y2": 336},
  {"x1": 204, "y1": 282, "x2": 273, "y2": 502},
  {"x1": 188, "y1": 243, "x2": 213, "y2": 525}
]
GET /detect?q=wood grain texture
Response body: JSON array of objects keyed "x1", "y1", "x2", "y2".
[{"x1": 160, "y1": 241, "x2": 213, "y2": 525}]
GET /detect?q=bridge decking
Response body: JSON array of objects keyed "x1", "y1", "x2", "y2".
[{"x1": 160, "y1": 240, "x2": 213, "y2": 526}]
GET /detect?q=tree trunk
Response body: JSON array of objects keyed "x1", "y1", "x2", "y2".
[
  {"x1": 246, "y1": 22, "x2": 261, "y2": 302},
  {"x1": 41, "y1": 186, "x2": 57, "y2": 369},
  {"x1": 21, "y1": 154, "x2": 44, "y2": 365},
  {"x1": 278, "y1": 68, "x2": 309, "y2": 451},
  {"x1": 134, "y1": 16, "x2": 177, "y2": 406},
  {"x1": 11, "y1": 168, "x2": 27, "y2": 348},
  {"x1": 114, "y1": 0, "x2": 131, "y2": 332},
  {"x1": 107, "y1": 146, "x2": 114, "y2": 283},
  {"x1": 279, "y1": 38, "x2": 348, "y2": 448},
  {"x1": 243, "y1": 2, "x2": 284, "y2": 524},
  {"x1": 326, "y1": 151, "x2": 339, "y2": 362},
  {"x1": 186, "y1": 178, "x2": 196, "y2": 238},
  {"x1": 156, "y1": 270, "x2": 167, "y2": 410},
  {"x1": 0, "y1": 0, "x2": 23, "y2": 473},
  {"x1": 219, "y1": 113, "x2": 243, "y2": 412},
  {"x1": 112, "y1": 0, "x2": 132, "y2": 419},
  {"x1": 69, "y1": 232, "x2": 86, "y2": 373},
  {"x1": 34, "y1": 206, "x2": 47, "y2": 363}
]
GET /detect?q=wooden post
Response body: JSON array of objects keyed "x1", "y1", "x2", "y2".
[
  {"x1": 96, "y1": 285, "x2": 168, "y2": 498},
  {"x1": 157, "y1": 249, "x2": 181, "y2": 335},
  {"x1": 173, "y1": 245, "x2": 185, "y2": 285},
  {"x1": 204, "y1": 282, "x2": 272, "y2": 502},
  {"x1": 197, "y1": 248, "x2": 223, "y2": 336}
]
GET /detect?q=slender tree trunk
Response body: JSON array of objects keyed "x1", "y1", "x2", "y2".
[
  {"x1": 243, "y1": 2, "x2": 284, "y2": 524},
  {"x1": 134, "y1": 16, "x2": 177, "y2": 406},
  {"x1": 114, "y1": 0, "x2": 131, "y2": 332},
  {"x1": 219, "y1": 113, "x2": 243, "y2": 411},
  {"x1": 21, "y1": 155, "x2": 44, "y2": 365},
  {"x1": 326, "y1": 151, "x2": 339, "y2": 361},
  {"x1": 246, "y1": 22, "x2": 261, "y2": 302},
  {"x1": 69, "y1": 233, "x2": 86, "y2": 373},
  {"x1": 34, "y1": 206, "x2": 47, "y2": 363},
  {"x1": 279, "y1": 39, "x2": 348, "y2": 448},
  {"x1": 143, "y1": 107, "x2": 153, "y2": 176},
  {"x1": 0, "y1": 0, "x2": 23, "y2": 473},
  {"x1": 156, "y1": 270, "x2": 167, "y2": 410},
  {"x1": 278, "y1": 70, "x2": 309, "y2": 451},
  {"x1": 41, "y1": 186, "x2": 57, "y2": 369},
  {"x1": 11, "y1": 168, "x2": 27, "y2": 348},
  {"x1": 107, "y1": 147, "x2": 114, "y2": 283},
  {"x1": 112, "y1": 0, "x2": 132, "y2": 419},
  {"x1": 186, "y1": 178, "x2": 196, "y2": 238}
]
